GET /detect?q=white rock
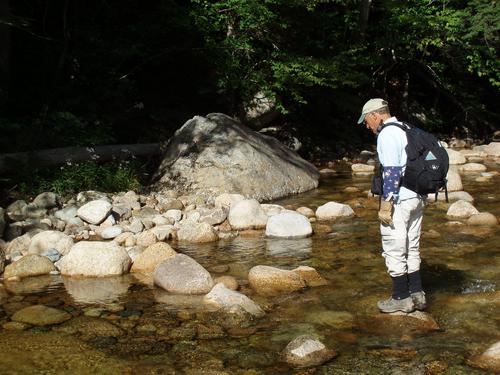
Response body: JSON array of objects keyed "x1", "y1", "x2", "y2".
[
  {"x1": 177, "y1": 222, "x2": 218, "y2": 243},
  {"x1": 164, "y1": 209, "x2": 182, "y2": 222},
  {"x1": 433, "y1": 191, "x2": 474, "y2": 203},
  {"x1": 446, "y1": 200, "x2": 479, "y2": 219},
  {"x1": 77, "y1": 200, "x2": 112, "y2": 225},
  {"x1": 446, "y1": 149, "x2": 466, "y2": 164},
  {"x1": 28, "y1": 230, "x2": 74, "y2": 256},
  {"x1": 484, "y1": 142, "x2": 500, "y2": 157},
  {"x1": 316, "y1": 202, "x2": 354, "y2": 220},
  {"x1": 203, "y1": 283, "x2": 264, "y2": 317},
  {"x1": 60, "y1": 241, "x2": 131, "y2": 277},
  {"x1": 101, "y1": 226, "x2": 123, "y2": 239},
  {"x1": 351, "y1": 164, "x2": 375, "y2": 174},
  {"x1": 446, "y1": 169, "x2": 463, "y2": 192},
  {"x1": 266, "y1": 212, "x2": 312, "y2": 238},
  {"x1": 228, "y1": 199, "x2": 268, "y2": 230},
  {"x1": 459, "y1": 163, "x2": 487, "y2": 173},
  {"x1": 214, "y1": 193, "x2": 245, "y2": 208}
]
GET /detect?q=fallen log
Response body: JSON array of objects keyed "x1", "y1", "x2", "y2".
[{"x1": 0, "y1": 143, "x2": 161, "y2": 174}]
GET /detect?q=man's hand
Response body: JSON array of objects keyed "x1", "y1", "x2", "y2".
[{"x1": 378, "y1": 200, "x2": 393, "y2": 226}]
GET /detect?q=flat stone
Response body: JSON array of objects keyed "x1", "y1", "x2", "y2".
[
  {"x1": 248, "y1": 265, "x2": 306, "y2": 296},
  {"x1": 203, "y1": 283, "x2": 264, "y2": 317},
  {"x1": 131, "y1": 242, "x2": 177, "y2": 273},
  {"x1": 77, "y1": 200, "x2": 112, "y2": 224},
  {"x1": 11, "y1": 305, "x2": 71, "y2": 326},
  {"x1": 4, "y1": 254, "x2": 56, "y2": 279}
]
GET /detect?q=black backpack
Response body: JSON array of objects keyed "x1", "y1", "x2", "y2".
[{"x1": 371, "y1": 122, "x2": 449, "y2": 201}]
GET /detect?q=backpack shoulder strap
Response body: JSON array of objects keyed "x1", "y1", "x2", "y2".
[{"x1": 380, "y1": 122, "x2": 410, "y2": 133}]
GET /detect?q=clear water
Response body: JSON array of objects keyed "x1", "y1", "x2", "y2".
[{"x1": 1, "y1": 161, "x2": 499, "y2": 374}]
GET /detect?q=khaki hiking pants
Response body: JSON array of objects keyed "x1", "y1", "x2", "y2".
[{"x1": 380, "y1": 197, "x2": 425, "y2": 277}]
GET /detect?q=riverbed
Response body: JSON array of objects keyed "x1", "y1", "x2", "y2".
[{"x1": 0, "y1": 161, "x2": 499, "y2": 374}]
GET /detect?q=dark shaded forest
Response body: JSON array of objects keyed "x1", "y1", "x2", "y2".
[{"x1": 0, "y1": 0, "x2": 498, "y2": 198}]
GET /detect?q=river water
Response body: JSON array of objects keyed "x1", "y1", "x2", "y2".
[{"x1": 0, "y1": 162, "x2": 499, "y2": 374}]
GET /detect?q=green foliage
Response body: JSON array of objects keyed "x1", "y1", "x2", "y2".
[
  {"x1": 190, "y1": 0, "x2": 363, "y2": 111},
  {"x1": 16, "y1": 161, "x2": 141, "y2": 198}
]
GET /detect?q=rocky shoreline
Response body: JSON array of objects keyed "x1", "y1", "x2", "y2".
[{"x1": 0, "y1": 140, "x2": 499, "y2": 370}]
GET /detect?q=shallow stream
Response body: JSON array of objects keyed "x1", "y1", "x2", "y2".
[{"x1": 1, "y1": 162, "x2": 499, "y2": 374}]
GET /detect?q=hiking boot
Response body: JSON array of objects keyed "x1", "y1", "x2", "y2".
[
  {"x1": 377, "y1": 296, "x2": 414, "y2": 313},
  {"x1": 411, "y1": 291, "x2": 427, "y2": 310}
]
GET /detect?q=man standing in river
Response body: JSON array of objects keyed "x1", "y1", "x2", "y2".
[{"x1": 358, "y1": 98, "x2": 426, "y2": 313}]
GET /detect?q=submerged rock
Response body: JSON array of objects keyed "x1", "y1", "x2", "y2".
[
  {"x1": 291, "y1": 266, "x2": 328, "y2": 287},
  {"x1": 248, "y1": 265, "x2": 306, "y2": 295},
  {"x1": 282, "y1": 335, "x2": 337, "y2": 368},
  {"x1": 11, "y1": 304, "x2": 71, "y2": 326},
  {"x1": 469, "y1": 340, "x2": 500, "y2": 373},
  {"x1": 467, "y1": 212, "x2": 498, "y2": 226},
  {"x1": 203, "y1": 283, "x2": 264, "y2": 317}
]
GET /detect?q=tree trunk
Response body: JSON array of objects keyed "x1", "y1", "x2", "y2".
[
  {"x1": 0, "y1": 143, "x2": 161, "y2": 174},
  {"x1": 0, "y1": 0, "x2": 11, "y2": 103},
  {"x1": 354, "y1": 0, "x2": 372, "y2": 43}
]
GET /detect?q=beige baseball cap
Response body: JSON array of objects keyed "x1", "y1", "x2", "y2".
[{"x1": 357, "y1": 98, "x2": 388, "y2": 124}]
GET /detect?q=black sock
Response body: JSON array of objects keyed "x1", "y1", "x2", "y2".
[
  {"x1": 391, "y1": 274, "x2": 410, "y2": 300},
  {"x1": 408, "y1": 270, "x2": 423, "y2": 294}
]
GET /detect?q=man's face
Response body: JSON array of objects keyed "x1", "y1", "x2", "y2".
[{"x1": 364, "y1": 112, "x2": 379, "y2": 134}]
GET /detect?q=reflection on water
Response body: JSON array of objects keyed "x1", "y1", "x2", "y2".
[
  {"x1": 265, "y1": 237, "x2": 312, "y2": 257},
  {"x1": 63, "y1": 275, "x2": 131, "y2": 305},
  {"x1": 0, "y1": 161, "x2": 499, "y2": 373}
]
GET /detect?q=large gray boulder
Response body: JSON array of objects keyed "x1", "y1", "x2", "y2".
[{"x1": 152, "y1": 113, "x2": 319, "y2": 201}]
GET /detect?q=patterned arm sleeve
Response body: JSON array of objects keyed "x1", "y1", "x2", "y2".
[{"x1": 382, "y1": 166, "x2": 403, "y2": 200}]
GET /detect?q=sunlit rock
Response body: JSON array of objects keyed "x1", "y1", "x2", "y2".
[
  {"x1": 446, "y1": 169, "x2": 463, "y2": 192},
  {"x1": 351, "y1": 163, "x2": 375, "y2": 175},
  {"x1": 228, "y1": 199, "x2": 268, "y2": 230},
  {"x1": 203, "y1": 283, "x2": 264, "y2": 317},
  {"x1": 291, "y1": 266, "x2": 328, "y2": 287},
  {"x1": 154, "y1": 254, "x2": 214, "y2": 294},
  {"x1": 459, "y1": 163, "x2": 487, "y2": 173},
  {"x1": 296, "y1": 207, "x2": 315, "y2": 218},
  {"x1": 446, "y1": 149, "x2": 466, "y2": 164},
  {"x1": 484, "y1": 142, "x2": 500, "y2": 157},
  {"x1": 282, "y1": 335, "x2": 337, "y2": 368},
  {"x1": 265, "y1": 212, "x2": 312, "y2": 238},
  {"x1": 316, "y1": 202, "x2": 354, "y2": 220},
  {"x1": 60, "y1": 241, "x2": 131, "y2": 277},
  {"x1": 77, "y1": 199, "x2": 112, "y2": 225},
  {"x1": 467, "y1": 212, "x2": 498, "y2": 226},
  {"x1": 28, "y1": 230, "x2": 74, "y2": 256},
  {"x1": 446, "y1": 200, "x2": 479, "y2": 219},
  {"x1": 434, "y1": 191, "x2": 473, "y2": 202},
  {"x1": 4, "y1": 255, "x2": 55, "y2": 279},
  {"x1": 177, "y1": 222, "x2": 218, "y2": 243},
  {"x1": 248, "y1": 265, "x2": 306, "y2": 295},
  {"x1": 131, "y1": 242, "x2": 177, "y2": 273},
  {"x1": 152, "y1": 113, "x2": 319, "y2": 201}
]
